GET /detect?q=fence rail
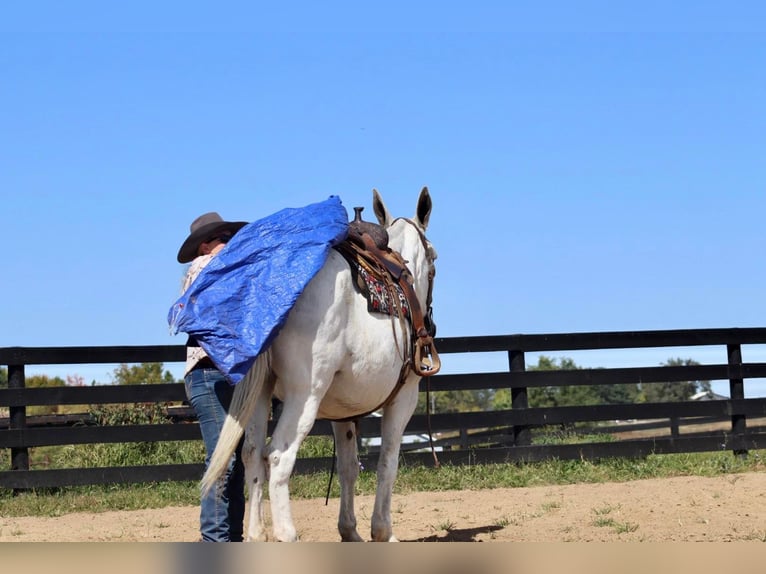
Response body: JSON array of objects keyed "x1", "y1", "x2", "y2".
[{"x1": 3, "y1": 327, "x2": 766, "y2": 490}]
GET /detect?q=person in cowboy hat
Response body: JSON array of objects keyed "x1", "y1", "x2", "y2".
[{"x1": 177, "y1": 211, "x2": 247, "y2": 542}]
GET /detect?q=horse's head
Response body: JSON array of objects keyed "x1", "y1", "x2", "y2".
[{"x1": 372, "y1": 187, "x2": 437, "y2": 331}]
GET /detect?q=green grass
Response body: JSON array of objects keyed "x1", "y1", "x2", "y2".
[
  {"x1": 589, "y1": 503, "x2": 640, "y2": 534},
  {"x1": 2, "y1": 449, "x2": 764, "y2": 518},
  {"x1": 2, "y1": 406, "x2": 763, "y2": 518}
]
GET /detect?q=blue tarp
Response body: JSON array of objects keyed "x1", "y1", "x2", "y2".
[{"x1": 168, "y1": 195, "x2": 349, "y2": 384}]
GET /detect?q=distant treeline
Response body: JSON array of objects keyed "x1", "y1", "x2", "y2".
[{"x1": 416, "y1": 355, "x2": 711, "y2": 414}]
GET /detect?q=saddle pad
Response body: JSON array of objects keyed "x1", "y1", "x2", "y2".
[{"x1": 352, "y1": 260, "x2": 411, "y2": 321}]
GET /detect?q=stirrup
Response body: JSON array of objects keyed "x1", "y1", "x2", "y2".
[{"x1": 414, "y1": 336, "x2": 441, "y2": 376}]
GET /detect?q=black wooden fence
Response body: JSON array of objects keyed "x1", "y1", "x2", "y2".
[{"x1": 3, "y1": 327, "x2": 766, "y2": 490}]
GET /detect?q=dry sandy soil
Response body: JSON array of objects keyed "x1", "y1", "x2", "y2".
[{"x1": 2, "y1": 472, "x2": 765, "y2": 542}]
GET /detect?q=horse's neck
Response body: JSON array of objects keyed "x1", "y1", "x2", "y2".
[{"x1": 387, "y1": 224, "x2": 429, "y2": 305}]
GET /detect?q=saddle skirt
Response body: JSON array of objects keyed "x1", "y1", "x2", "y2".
[
  {"x1": 346, "y1": 255, "x2": 411, "y2": 320},
  {"x1": 336, "y1": 208, "x2": 413, "y2": 322}
]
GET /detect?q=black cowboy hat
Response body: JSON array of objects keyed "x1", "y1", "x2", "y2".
[{"x1": 177, "y1": 212, "x2": 248, "y2": 263}]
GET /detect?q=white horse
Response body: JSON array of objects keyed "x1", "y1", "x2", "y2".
[{"x1": 200, "y1": 187, "x2": 438, "y2": 542}]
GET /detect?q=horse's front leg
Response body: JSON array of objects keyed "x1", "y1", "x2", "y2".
[
  {"x1": 332, "y1": 420, "x2": 364, "y2": 541},
  {"x1": 372, "y1": 380, "x2": 419, "y2": 542},
  {"x1": 241, "y1": 383, "x2": 273, "y2": 541}
]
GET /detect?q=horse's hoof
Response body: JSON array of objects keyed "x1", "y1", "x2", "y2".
[
  {"x1": 340, "y1": 532, "x2": 365, "y2": 542},
  {"x1": 274, "y1": 530, "x2": 299, "y2": 543}
]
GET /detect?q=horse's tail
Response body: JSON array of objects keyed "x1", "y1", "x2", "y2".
[{"x1": 199, "y1": 351, "x2": 271, "y2": 496}]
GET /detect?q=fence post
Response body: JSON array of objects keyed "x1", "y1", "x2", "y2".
[
  {"x1": 669, "y1": 416, "x2": 680, "y2": 438},
  {"x1": 8, "y1": 364, "x2": 30, "y2": 476},
  {"x1": 509, "y1": 349, "x2": 531, "y2": 447},
  {"x1": 727, "y1": 343, "x2": 748, "y2": 458}
]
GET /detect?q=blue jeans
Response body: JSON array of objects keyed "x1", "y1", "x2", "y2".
[{"x1": 184, "y1": 367, "x2": 245, "y2": 542}]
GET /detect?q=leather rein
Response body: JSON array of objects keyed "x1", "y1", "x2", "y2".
[{"x1": 324, "y1": 216, "x2": 441, "y2": 504}]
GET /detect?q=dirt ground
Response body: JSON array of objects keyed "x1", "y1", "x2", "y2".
[{"x1": 2, "y1": 471, "x2": 765, "y2": 542}]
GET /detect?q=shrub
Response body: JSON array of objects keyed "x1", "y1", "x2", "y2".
[{"x1": 52, "y1": 403, "x2": 204, "y2": 469}]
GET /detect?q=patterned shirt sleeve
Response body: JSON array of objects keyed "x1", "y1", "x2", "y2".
[{"x1": 182, "y1": 255, "x2": 214, "y2": 375}]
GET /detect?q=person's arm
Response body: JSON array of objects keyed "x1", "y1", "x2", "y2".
[{"x1": 181, "y1": 255, "x2": 212, "y2": 294}]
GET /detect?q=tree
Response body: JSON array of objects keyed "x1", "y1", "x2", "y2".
[
  {"x1": 640, "y1": 357, "x2": 711, "y2": 402},
  {"x1": 0, "y1": 366, "x2": 6, "y2": 389},
  {"x1": 416, "y1": 388, "x2": 493, "y2": 414},
  {"x1": 25, "y1": 374, "x2": 67, "y2": 415},
  {"x1": 528, "y1": 356, "x2": 607, "y2": 408},
  {"x1": 492, "y1": 356, "x2": 593, "y2": 409},
  {"x1": 532, "y1": 356, "x2": 595, "y2": 407},
  {"x1": 593, "y1": 377, "x2": 640, "y2": 405},
  {"x1": 111, "y1": 363, "x2": 179, "y2": 385},
  {"x1": 492, "y1": 356, "x2": 640, "y2": 409}
]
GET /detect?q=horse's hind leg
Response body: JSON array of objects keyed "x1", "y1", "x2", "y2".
[
  {"x1": 240, "y1": 380, "x2": 273, "y2": 541},
  {"x1": 267, "y1": 391, "x2": 324, "y2": 542},
  {"x1": 372, "y1": 380, "x2": 419, "y2": 542},
  {"x1": 332, "y1": 420, "x2": 364, "y2": 541}
]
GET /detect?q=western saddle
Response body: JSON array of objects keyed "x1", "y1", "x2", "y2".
[{"x1": 336, "y1": 207, "x2": 440, "y2": 378}]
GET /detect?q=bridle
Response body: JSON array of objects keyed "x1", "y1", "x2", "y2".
[{"x1": 391, "y1": 217, "x2": 437, "y2": 338}]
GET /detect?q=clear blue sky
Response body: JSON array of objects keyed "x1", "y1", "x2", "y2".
[{"x1": 2, "y1": 3, "x2": 765, "y2": 395}]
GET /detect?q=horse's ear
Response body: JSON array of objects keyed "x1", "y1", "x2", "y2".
[
  {"x1": 372, "y1": 188, "x2": 393, "y2": 227},
  {"x1": 415, "y1": 186, "x2": 432, "y2": 230}
]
